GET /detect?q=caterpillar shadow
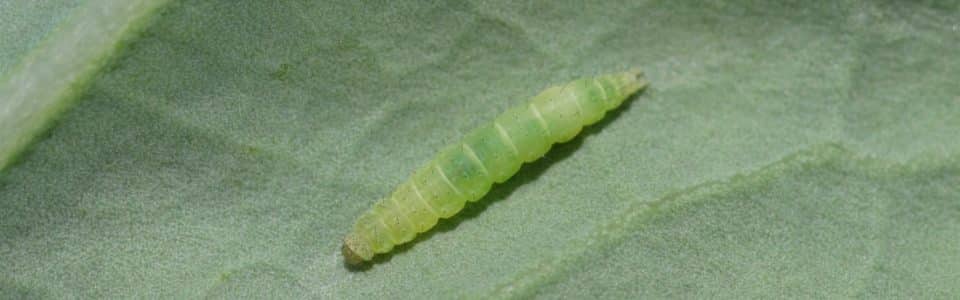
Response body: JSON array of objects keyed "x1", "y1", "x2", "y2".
[{"x1": 346, "y1": 90, "x2": 647, "y2": 271}]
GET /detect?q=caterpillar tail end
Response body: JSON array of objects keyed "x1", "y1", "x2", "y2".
[
  {"x1": 620, "y1": 68, "x2": 649, "y2": 96},
  {"x1": 342, "y1": 233, "x2": 373, "y2": 266},
  {"x1": 601, "y1": 68, "x2": 649, "y2": 109}
]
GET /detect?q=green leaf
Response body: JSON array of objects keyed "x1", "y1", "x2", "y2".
[
  {"x1": 0, "y1": 0, "x2": 171, "y2": 170},
  {"x1": 1, "y1": 1, "x2": 958, "y2": 298}
]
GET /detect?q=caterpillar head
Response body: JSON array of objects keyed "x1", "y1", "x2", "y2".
[{"x1": 342, "y1": 233, "x2": 372, "y2": 266}]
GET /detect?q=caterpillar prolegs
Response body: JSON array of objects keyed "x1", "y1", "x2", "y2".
[{"x1": 342, "y1": 69, "x2": 649, "y2": 265}]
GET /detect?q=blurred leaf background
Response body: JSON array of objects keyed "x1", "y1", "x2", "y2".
[{"x1": 1, "y1": 0, "x2": 958, "y2": 298}]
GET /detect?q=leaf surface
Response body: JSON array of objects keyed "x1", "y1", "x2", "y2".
[{"x1": 1, "y1": 1, "x2": 958, "y2": 298}]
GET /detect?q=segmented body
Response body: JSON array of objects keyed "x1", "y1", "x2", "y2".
[{"x1": 342, "y1": 69, "x2": 648, "y2": 264}]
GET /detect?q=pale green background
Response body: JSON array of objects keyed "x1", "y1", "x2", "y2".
[{"x1": 1, "y1": 1, "x2": 958, "y2": 298}]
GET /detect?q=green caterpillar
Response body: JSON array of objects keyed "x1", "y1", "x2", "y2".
[{"x1": 342, "y1": 69, "x2": 649, "y2": 265}]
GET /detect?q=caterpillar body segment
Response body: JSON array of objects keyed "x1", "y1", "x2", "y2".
[{"x1": 343, "y1": 69, "x2": 648, "y2": 265}]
